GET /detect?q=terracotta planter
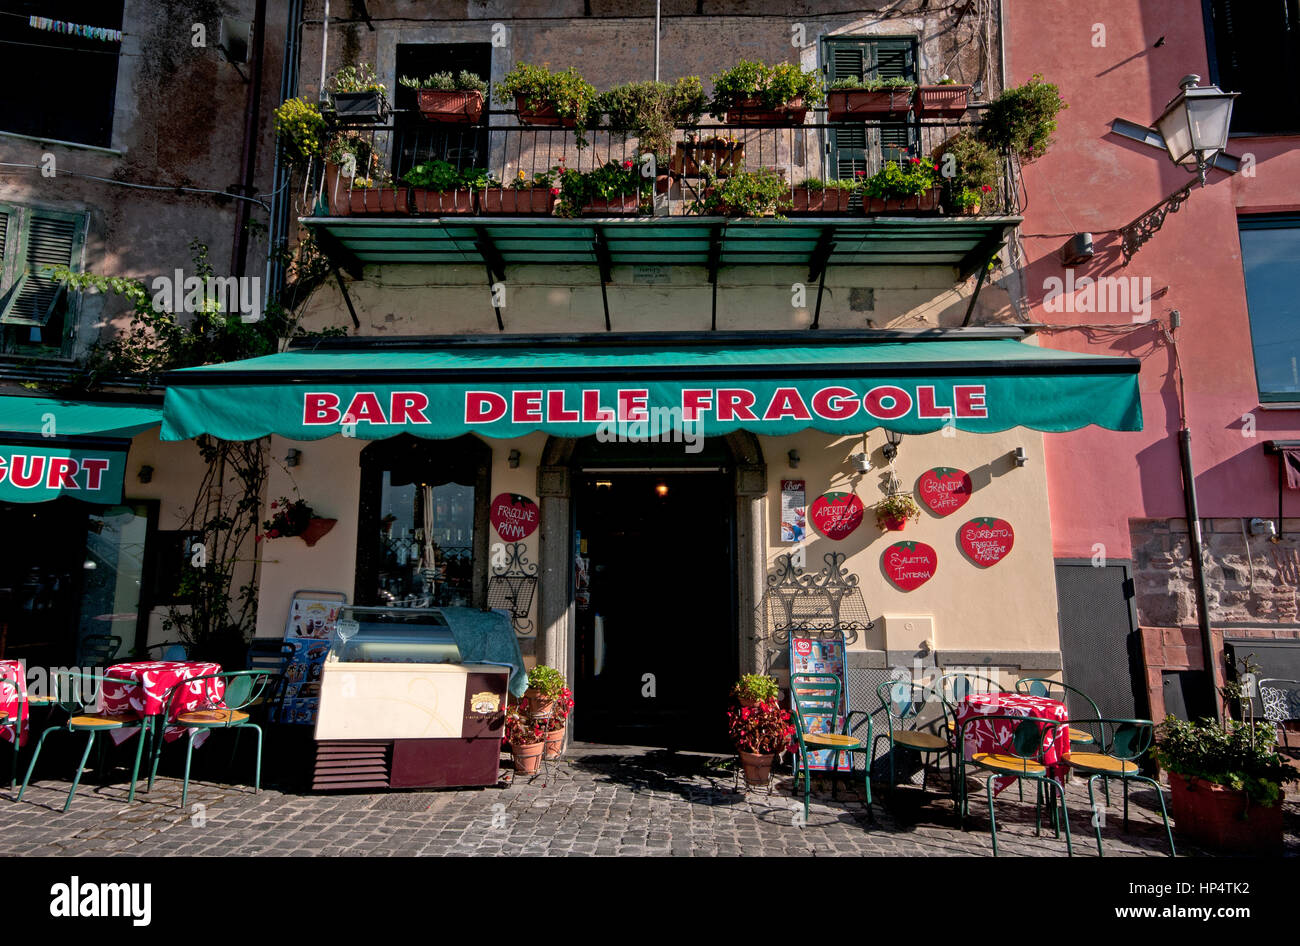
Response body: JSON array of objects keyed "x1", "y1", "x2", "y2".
[
  {"x1": 862, "y1": 187, "x2": 941, "y2": 215},
  {"x1": 878, "y1": 514, "x2": 908, "y2": 532},
  {"x1": 827, "y1": 88, "x2": 915, "y2": 121},
  {"x1": 543, "y1": 725, "x2": 566, "y2": 760},
  {"x1": 514, "y1": 95, "x2": 575, "y2": 127},
  {"x1": 787, "y1": 187, "x2": 853, "y2": 215},
  {"x1": 915, "y1": 85, "x2": 971, "y2": 119},
  {"x1": 725, "y1": 96, "x2": 808, "y2": 126},
  {"x1": 739, "y1": 750, "x2": 775, "y2": 786},
  {"x1": 331, "y1": 91, "x2": 388, "y2": 123},
  {"x1": 582, "y1": 194, "x2": 642, "y2": 216},
  {"x1": 347, "y1": 187, "x2": 409, "y2": 215},
  {"x1": 415, "y1": 88, "x2": 484, "y2": 124},
  {"x1": 410, "y1": 188, "x2": 475, "y2": 214},
  {"x1": 479, "y1": 187, "x2": 554, "y2": 214},
  {"x1": 675, "y1": 140, "x2": 745, "y2": 177},
  {"x1": 299, "y1": 518, "x2": 337, "y2": 548},
  {"x1": 511, "y1": 740, "x2": 544, "y2": 775},
  {"x1": 523, "y1": 689, "x2": 556, "y2": 718},
  {"x1": 1167, "y1": 771, "x2": 1284, "y2": 856}
]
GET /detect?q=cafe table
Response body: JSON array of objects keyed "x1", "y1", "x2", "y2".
[
  {"x1": 102, "y1": 660, "x2": 224, "y2": 747},
  {"x1": 0, "y1": 659, "x2": 27, "y2": 746},
  {"x1": 956, "y1": 691, "x2": 1071, "y2": 792}
]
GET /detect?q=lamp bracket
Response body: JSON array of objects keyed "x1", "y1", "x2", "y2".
[{"x1": 1119, "y1": 180, "x2": 1195, "y2": 265}]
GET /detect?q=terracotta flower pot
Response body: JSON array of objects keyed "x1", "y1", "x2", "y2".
[
  {"x1": 582, "y1": 195, "x2": 641, "y2": 215},
  {"x1": 347, "y1": 186, "x2": 410, "y2": 215},
  {"x1": 409, "y1": 188, "x2": 475, "y2": 214},
  {"x1": 827, "y1": 89, "x2": 914, "y2": 121},
  {"x1": 739, "y1": 750, "x2": 775, "y2": 786},
  {"x1": 299, "y1": 517, "x2": 337, "y2": 548},
  {"x1": 543, "y1": 725, "x2": 566, "y2": 760},
  {"x1": 415, "y1": 88, "x2": 484, "y2": 124},
  {"x1": 725, "y1": 97, "x2": 807, "y2": 126},
  {"x1": 523, "y1": 689, "x2": 556, "y2": 718},
  {"x1": 862, "y1": 186, "x2": 941, "y2": 215},
  {"x1": 915, "y1": 85, "x2": 971, "y2": 119},
  {"x1": 512, "y1": 740, "x2": 544, "y2": 775},
  {"x1": 675, "y1": 140, "x2": 745, "y2": 177},
  {"x1": 879, "y1": 514, "x2": 908, "y2": 532},
  {"x1": 1167, "y1": 771, "x2": 1284, "y2": 856},
  {"x1": 479, "y1": 187, "x2": 555, "y2": 214},
  {"x1": 787, "y1": 187, "x2": 853, "y2": 215},
  {"x1": 514, "y1": 95, "x2": 575, "y2": 127}
]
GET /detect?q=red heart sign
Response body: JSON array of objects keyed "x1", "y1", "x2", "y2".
[
  {"x1": 882, "y1": 541, "x2": 937, "y2": 591},
  {"x1": 916, "y1": 467, "x2": 973, "y2": 517},
  {"x1": 490, "y1": 493, "x2": 540, "y2": 540},
  {"x1": 959, "y1": 517, "x2": 1015, "y2": 567},
  {"x1": 810, "y1": 491, "x2": 865, "y2": 540}
]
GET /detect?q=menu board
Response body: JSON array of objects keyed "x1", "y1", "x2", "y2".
[
  {"x1": 275, "y1": 594, "x2": 344, "y2": 724},
  {"x1": 780, "y1": 479, "x2": 806, "y2": 543},
  {"x1": 788, "y1": 633, "x2": 851, "y2": 772}
]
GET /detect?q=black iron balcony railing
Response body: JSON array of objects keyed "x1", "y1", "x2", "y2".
[{"x1": 299, "y1": 106, "x2": 1019, "y2": 220}]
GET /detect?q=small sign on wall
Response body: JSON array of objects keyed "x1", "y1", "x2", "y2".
[
  {"x1": 916, "y1": 467, "x2": 973, "y2": 517},
  {"x1": 882, "y1": 541, "x2": 938, "y2": 591},
  {"x1": 490, "y1": 493, "x2": 540, "y2": 540},
  {"x1": 810, "y1": 491, "x2": 865, "y2": 540},
  {"x1": 959, "y1": 517, "x2": 1015, "y2": 567},
  {"x1": 780, "y1": 479, "x2": 806, "y2": 543}
]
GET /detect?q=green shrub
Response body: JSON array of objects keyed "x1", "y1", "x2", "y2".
[
  {"x1": 731, "y1": 674, "x2": 780, "y2": 703},
  {"x1": 402, "y1": 160, "x2": 490, "y2": 190},
  {"x1": 399, "y1": 70, "x2": 487, "y2": 94},
  {"x1": 979, "y1": 74, "x2": 1067, "y2": 163},
  {"x1": 691, "y1": 167, "x2": 790, "y2": 218},
  {"x1": 1154, "y1": 715, "x2": 1296, "y2": 807},
  {"x1": 329, "y1": 63, "x2": 387, "y2": 95},
  {"x1": 555, "y1": 159, "x2": 651, "y2": 217},
  {"x1": 274, "y1": 98, "x2": 326, "y2": 164},
  {"x1": 600, "y1": 77, "x2": 706, "y2": 160},
  {"x1": 932, "y1": 131, "x2": 1000, "y2": 210},
  {"x1": 709, "y1": 60, "x2": 824, "y2": 115},
  {"x1": 525, "y1": 664, "x2": 566, "y2": 700},
  {"x1": 496, "y1": 62, "x2": 599, "y2": 144},
  {"x1": 861, "y1": 157, "x2": 937, "y2": 200}
]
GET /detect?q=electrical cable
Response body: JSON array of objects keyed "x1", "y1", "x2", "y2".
[{"x1": 0, "y1": 162, "x2": 270, "y2": 211}]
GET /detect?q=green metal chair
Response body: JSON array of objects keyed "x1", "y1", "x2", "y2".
[
  {"x1": 873, "y1": 679, "x2": 952, "y2": 798},
  {"x1": 1014, "y1": 676, "x2": 1101, "y2": 747},
  {"x1": 76, "y1": 634, "x2": 123, "y2": 670},
  {"x1": 789, "y1": 673, "x2": 871, "y2": 823},
  {"x1": 245, "y1": 639, "x2": 294, "y2": 721},
  {"x1": 958, "y1": 713, "x2": 1073, "y2": 857},
  {"x1": 17, "y1": 671, "x2": 150, "y2": 811},
  {"x1": 937, "y1": 670, "x2": 1007, "y2": 747},
  {"x1": 1068, "y1": 718, "x2": 1174, "y2": 857},
  {"x1": 147, "y1": 670, "x2": 270, "y2": 807}
]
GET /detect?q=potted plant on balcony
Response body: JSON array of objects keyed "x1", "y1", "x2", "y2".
[
  {"x1": 504, "y1": 709, "x2": 545, "y2": 775},
  {"x1": 481, "y1": 168, "x2": 559, "y2": 214},
  {"x1": 399, "y1": 70, "x2": 488, "y2": 124},
  {"x1": 874, "y1": 492, "x2": 921, "y2": 531},
  {"x1": 710, "y1": 60, "x2": 823, "y2": 126},
  {"x1": 601, "y1": 77, "x2": 707, "y2": 165},
  {"x1": 915, "y1": 75, "x2": 972, "y2": 119},
  {"x1": 328, "y1": 63, "x2": 389, "y2": 123},
  {"x1": 1153, "y1": 656, "x2": 1298, "y2": 855},
  {"x1": 556, "y1": 159, "x2": 651, "y2": 217},
  {"x1": 691, "y1": 166, "x2": 789, "y2": 218},
  {"x1": 827, "y1": 76, "x2": 916, "y2": 121},
  {"x1": 931, "y1": 131, "x2": 1000, "y2": 214},
  {"x1": 727, "y1": 686, "x2": 795, "y2": 788},
  {"x1": 402, "y1": 159, "x2": 486, "y2": 214},
  {"x1": 861, "y1": 156, "x2": 940, "y2": 214},
  {"x1": 787, "y1": 177, "x2": 857, "y2": 215},
  {"x1": 260, "y1": 496, "x2": 337, "y2": 547},
  {"x1": 977, "y1": 73, "x2": 1067, "y2": 163},
  {"x1": 676, "y1": 132, "x2": 745, "y2": 178},
  {"x1": 496, "y1": 62, "x2": 598, "y2": 143},
  {"x1": 274, "y1": 97, "x2": 327, "y2": 167},
  {"x1": 335, "y1": 174, "x2": 408, "y2": 215}
]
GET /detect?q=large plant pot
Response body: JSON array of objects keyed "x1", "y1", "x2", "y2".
[
  {"x1": 331, "y1": 91, "x2": 388, "y2": 123},
  {"x1": 725, "y1": 96, "x2": 807, "y2": 126},
  {"x1": 299, "y1": 517, "x2": 337, "y2": 548},
  {"x1": 862, "y1": 186, "x2": 940, "y2": 215},
  {"x1": 347, "y1": 187, "x2": 410, "y2": 215},
  {"x1": 787, "y1": 187, "x2": 853, "y2": 215},
  {"x1": 828, "y1": 89, "x2": 914, "y2": 121},
  {"x1": 738, "y1": 750, "x2": 775, "y2": 786},
  {"x1": 479, "y1": 187, "x2": 554, "y2": 214},
  {"x1": 582, "y1": 195, "x2": 642, "y2": 216},
  {"x1": 511, "y1": 740, "x2": 544, "y2": 775},
  {"x1": 675, "y1": 140, "x2": 746, "y2": 177},
  {"x1": 543, "y1": 725, "x2": 566, "y2": 760},
  {"x1": 878, "y1": 514, "x2": 908, "y2": 532},
  {"x1": 915, "y1": 85, "x2": 971, "y2": 119},
  {"x1": 416, "y1": 88, "x2": 484, "y2": 124},
  {"x1": 410, "y1": 188, "x2": 475, "y2": 214},
  {"x1": 514, "y1": 95, "x2": 576, "y2": 128},
  {"x1": 522, "y1": 689, "x2": 555, "y2": 718},
  {"x1": 1167, "y1": 772, "x2": 1284, "y2": 855}
]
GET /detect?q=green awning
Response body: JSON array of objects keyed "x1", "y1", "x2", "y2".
[
  {"x1": 0, "y1": 395, "x2": 162, "y2": 503},
  {"x1": 161, "y1": 334, "x2": 1141, "y2": 442}
]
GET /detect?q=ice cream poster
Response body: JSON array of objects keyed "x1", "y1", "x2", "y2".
[{"x1": 789, "y1": 633, "x2": 851, "y2": 771}]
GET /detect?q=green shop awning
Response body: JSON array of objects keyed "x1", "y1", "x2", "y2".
[
  {"x1": 0, "y1": 395, "x2": 162, "y2": 503},
  {"x1": 160, "y1": 332, "x2": 1141, "y2": 442}
]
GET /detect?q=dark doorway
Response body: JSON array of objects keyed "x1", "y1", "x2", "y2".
[
  {"x1": 1054, "y1": 559, "x2": 1147, "y2": 720},
  {"x1": 393, "y1": 43, "x2": 492, "y2": 180},
  {"x1": 574, "y1": 469, "x2": 736, "y2": 749},
  {"x1": 0, "y1": 499, "x2": 90, "y2": 666}
]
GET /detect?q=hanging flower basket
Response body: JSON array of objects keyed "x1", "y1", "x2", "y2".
[
  {"x1": 299, "y1": 518, "x2": 337, "y2": 548},
  {"x1": 261, "y1": 497, "x2": 335, "y2": 546},
  {"x1": 416, "y1": 88, "x2": 484, "y2": 124},
  {"x1": 915, "y1": 84, "x2": 971, "y2": 119}
]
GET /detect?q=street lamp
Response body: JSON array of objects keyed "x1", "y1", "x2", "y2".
[{"x1": 1153, "y1": 75, "x2": 1238, "y2": 186}]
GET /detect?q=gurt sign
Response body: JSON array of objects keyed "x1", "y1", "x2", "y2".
[{"x1": 0, "y1": 453, "x2": 111, "y2": 492}]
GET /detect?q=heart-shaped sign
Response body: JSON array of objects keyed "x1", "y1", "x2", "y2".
[
  {"x1": 916, "y1": 467, "x2": 973, "y2": 517},
  {"x1": 490, "y1": 493, "x2": 540, "y2": 540},
  {"x1": 959, "y1": 517, "x2": 1015, "y2": 567},
  {"x1": 810, "y1": 491, "x2": 865, "y2": 540},
  {"x1": 882, "y1": 541, "x2": 937, "y2": 591}
]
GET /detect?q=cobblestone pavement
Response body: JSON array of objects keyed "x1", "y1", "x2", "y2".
[{"x1": 2, "y1": 744, "x2": 1296, "y2": 857}]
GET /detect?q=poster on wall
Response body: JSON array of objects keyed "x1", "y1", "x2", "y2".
[
  {"x1": 916, "y1": 468, "x2": 973, "y2": 517},
  {"x1": 959, "y1": 517, "x2": 1015, "y2": 567},
  {"x1": 810, "y1": 491, "x2": 865, "y2": 540},
  {"x1": 780, "y1": 479, "x2": 806, "y2": 543},
  {"x1": 490, "y1": 493, "x2": 540, "y2": 540},
  {"x1": 788, "y1": 633, "x2": 852, "y2": 771},
  {"x1": 276, "y1": 593, "x2": 345, "y2": 724},
  {"x1": 882, "y1": 541, "x2": 938, "y2": 591}
]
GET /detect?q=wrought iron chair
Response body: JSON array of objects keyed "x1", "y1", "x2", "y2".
[
  {"x1": 789, "y1": 673, "x2": 872, "y2": 822},
  {"x1": 873, "y1": 679, "x2": 952, "y2": 799},
  {"x1": 76, "y1": 634, "x2": 123, "y2": 669},
  {"x1": 1258, "y1": 678, "x2": 1300, "y2": 749},
  {"x1": 17, "y1": 671, "x2": 150, "y2": 811},
  {"x1": 937, "y1": 670, "x2": 1008, "y2": 746},
  {"x1": 143, "y1": 640, "x2": 190, "y2": 661},
  {"x1": 1014, "y1": 676, "x2": 1102, "y2": 747},
  {"x1": 148, "y1": 670, "x2": 270, "y2": 807},
  {"x1": 245, "y1": 639, "x2": 294, "y2": 721},
  {"x1": 1067, "y1": 718, "x2": 1174, "y2": 857},
  {"x1": 959, "y1": 713, "x2": 1073, "y2": 857}
]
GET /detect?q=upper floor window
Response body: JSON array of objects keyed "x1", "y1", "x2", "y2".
[
  {"x1": 0, "y1": 203, "x2": 87, "y2": 359},
  {"x1": 0, "y1": 0, "x2": 125, "y2": 148},
  {"x1": 1240, "y1": 214, "x2": 1300, "y2": 401},
  {"x1": 1205, "y1": 0, "x2": 1300, "y2": 134},
  {"x1": 822, "y1": 36, "x2": 918, "y2": 177}
]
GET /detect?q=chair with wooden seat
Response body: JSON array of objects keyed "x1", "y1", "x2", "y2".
[
  {"x1": 1068, "y1": 718, "x2": 1174, "y2": 857},
  {"x1": 789, "y1": 673, "x2": 871, "y2": 822},
  {"x1": 1014, "y1": 676, "x2": 1102, "y2": 747},
  {"x1": 148, "y1": 670, "x2": 270, "y2": 807},
  {"x1": 17, "y1": 671, "x2": 149, "y2": 811},
  {"x1": 959, "y1": 713, "x2": 1072, "y2": 857},
  {"x1": 873, "y1": 679, "x2": 952, "y2": 798}
]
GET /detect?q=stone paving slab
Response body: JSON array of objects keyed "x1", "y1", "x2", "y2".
[{"x1": 2, "y1": 744, "x2": 1295, "y2": 857}]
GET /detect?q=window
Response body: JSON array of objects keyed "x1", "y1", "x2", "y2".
[
  {"x1": 355, "y1": 434, "x2": 491, "y2": 608},
  {"x1": 0, "y1": 1, "x2": 125, "y2": 148},
  {"x1": 1204, "y1": 0, "x2": 1300, "y2": 134},
  {"x1": 0, "y1": 203, "x2": 87, "y2": 358},
  {"x1": 392, "y1": 43, "x2": 492, "y2": 180},
  {"x1": 822, "y1": 36, "x2": 918, "y2": 181},
  {"x1": 1240, "y1": 215, "x2": 1300, "y2": 401}
]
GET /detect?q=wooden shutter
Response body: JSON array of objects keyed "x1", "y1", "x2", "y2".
[
  {"x1": 1207, "y1": 0, "x2": 1300, "y2": 133},
  {"x1": 826, "y1": 36, "x2": 919, "y2": 179},
  {"x1": 1, "y1": 210, "x2": 85, "y2": 328}
]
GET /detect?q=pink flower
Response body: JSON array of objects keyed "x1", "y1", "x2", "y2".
[{"x1": 622, "y1": 160, "x2": 633, "y2": 169}]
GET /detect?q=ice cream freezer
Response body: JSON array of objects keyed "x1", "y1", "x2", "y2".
[{"x1": 311, "y1": 606, "x2": 524, "y2": 790}]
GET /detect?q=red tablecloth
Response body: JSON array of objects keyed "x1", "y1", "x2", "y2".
[
  {"x1": 0, "y1": 660, "x2": 28, "y2": 747},
  {"x1": 957, "y1": 692, "x2": 1070, "y2": 789},
  {"x1": 103, "y1": 661, "x2": 224, "y2": 744}
]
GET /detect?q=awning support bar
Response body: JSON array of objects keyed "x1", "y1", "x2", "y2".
[
  {"x1": 960, "y1": 260, "x2": 991, "y2": 327},
  {"x1": 811, "y1": 262, "x2": 829, "y2": 331},
  {"x1": 958, "y1": 229, "x2": 1006, "y2": 281},
  {"x1": 473, "y1": 225, "x2": 506, "y2": 283},
  {"x1": 707, "y1": 223, "x2": 723, "y2": 331},
  {"x1": 485, "y1": 264, "x2": 504, "y2": 332},
  {"x1": 594, "y1": 230, "x2": 613, "y2": 332},
  {"x1": 331, "y1": 262, "x2": 361, "y2": 330}
]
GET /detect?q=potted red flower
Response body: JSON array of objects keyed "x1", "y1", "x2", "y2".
[
  {"x1": 543, "y1": 686, "x2": 574, "y2": 760},
  {"x1": 504, "y1": 710, "x2": 545, "y2": 775},
  {"x1": 727, "y1": 684, "x2": 795, "y2": 787}
]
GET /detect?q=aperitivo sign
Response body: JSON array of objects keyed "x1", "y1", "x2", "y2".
[{"x1": 0, "y1": 447, "x2": 123, "y2": 503}]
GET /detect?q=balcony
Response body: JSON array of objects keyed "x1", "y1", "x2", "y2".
[{"x1": 299, "y1": 107, "x2": 1021, "y2": 288}]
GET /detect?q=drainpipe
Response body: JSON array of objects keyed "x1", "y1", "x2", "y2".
[
  {"x1": 231, "y1": 0, "x2": 268, "y2": 279},
  {"x1": 654, "y1": 0, "x2": 661, "y2": 81}
]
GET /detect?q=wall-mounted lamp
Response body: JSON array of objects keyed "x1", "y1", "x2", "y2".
[
  {"x1": 137, "y1": 465, "x2": 154, "y2": 484},
  {"x1": 1014, "y1": 446, "x2": 1028, "y2": 467},
  {"x1": 787, "y1": 449, "x2": 800, "y2": 469},
  {"x1": 285, "y1": 449, "x2": 302, "y2": 468},
  {"x1": 882, "y1": 430, "x2": 904, "y2": 462},
  {"x1": 508, "y1": 449, "x2": 521, "y2": 469}
]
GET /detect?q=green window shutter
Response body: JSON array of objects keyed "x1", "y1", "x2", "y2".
[
  {"x1": 826, "y1": 36, "x2": 920, "y2": 181},
  {"x1": 1, "y1": 210, "x2": 85, "y2": 328}
]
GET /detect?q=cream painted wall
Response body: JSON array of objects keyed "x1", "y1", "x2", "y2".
[{"x1": 759, "y1": 427, "x2": 1059, "y2": 661}]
